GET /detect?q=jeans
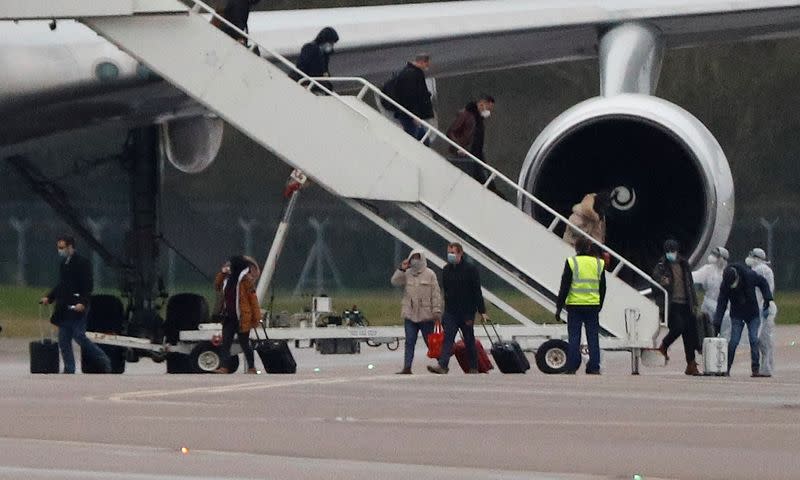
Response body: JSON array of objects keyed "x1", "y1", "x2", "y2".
[
  {"x1": 728, "y1": 315, "x2": 761, "y2": 373},
  {"x1": 566, "y1": 308, "x2": 600, "y2": 373},
  {"x1": 438, "y1": 312, "x2": 477, "y2": 370},
  {"x1": 221, "y1": 318, "x2": 255, "y2": 370},
  {"x1": 58, "y1": 309, "x2": 111, "y2": 374},
  {"x1": 661, "y1": 303, "x2": 697, "y2": 364},
  {"x1": 403, "y1": 319, "x2": 435, "y2": 369},
  {"x1": 398, "y1": 114, "x2": 428, "y2": 142}
]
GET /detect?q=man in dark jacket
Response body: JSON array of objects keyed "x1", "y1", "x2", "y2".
[
  {"x1": 392, "y1": 54, "x2": 434, "y2": 140},
  {"x1": 217, "y1": 0, "x2": 261, "y2": 43},
  {"x1": 715, "y1": 263, "x2": 773, "y2": 376},
  {"x1": 292, "y1": 27, "x2": 339, "y2": 91},
  {"x1": 555, "y1": 237, "x2": 607, "y2": 374},
  {"x1": 653, "y1": 239, "x2": 702, "y2": 375},
  {"x1": 428, "y1": 242, "x2": 487, "y2": 374},
  {"x1": 40, "y1": 236, "x2": 111, "y2": 374}
]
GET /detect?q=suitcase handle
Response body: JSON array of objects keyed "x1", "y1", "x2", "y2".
[
  {"x1": 252, "y1": 320, "x2": 270, "y2": 341},
  {"x1": 37, "y1": 304, "x2": 54, "y2": 342},
  {"x1": 480, "y1": 316, "x2": 502, "y2": 343}
]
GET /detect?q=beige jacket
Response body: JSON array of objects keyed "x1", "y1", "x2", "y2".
[
  {"x1": 563, "y1": 193, "x2": 606, "y2": 246},
  {"x1": 391, "y1": 249, "x2": 442, "y2": 323}
]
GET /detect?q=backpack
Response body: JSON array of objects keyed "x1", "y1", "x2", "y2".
[{"x1": 380, "y1": 71, "x2": 400, "y2": 111}]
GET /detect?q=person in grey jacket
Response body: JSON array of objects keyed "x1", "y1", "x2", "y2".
[{"x1": 391, "y1": 249, "x2": 442, "y2": 374}]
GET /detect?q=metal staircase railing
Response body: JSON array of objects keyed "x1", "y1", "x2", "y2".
[{"x1": 181, "y1": 0, "x2": 668, "y2": 322}]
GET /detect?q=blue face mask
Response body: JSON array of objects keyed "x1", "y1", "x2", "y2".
[
  {"x1": 446, "y1": 253, "x2": 457, "y2": 264},
  {"x1": 666, "y1": 252, "x2": 677, "y2": 263}
]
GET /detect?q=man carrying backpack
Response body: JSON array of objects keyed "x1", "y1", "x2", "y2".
[{"x1": 384, "y1": 54, "x2": 434, "y2": 140}]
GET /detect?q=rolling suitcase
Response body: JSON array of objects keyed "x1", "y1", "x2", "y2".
[
  {"x1": 30, "y1": 306, "x2": 59, "y2": 374},
  {"x1": 254, "y1": 324, "x2": 297, "y2": 374},
  {"x1": 453, "y1": 336, "x2": 493, "y2": 373},
  {"x1": 702, "y1": 337, "x2": 728, "y2": 376},
  {"x1": 483, "y1": 320, "x2": 530, "y2": 373}
]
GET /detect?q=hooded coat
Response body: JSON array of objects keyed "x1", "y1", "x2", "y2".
[
  {"x1": 390, "y1": 249, "x2": 442, "y2": 323},
  {"x1": 563, "y1": 193, "x2": 606, "y2": 246},
  {"x1": 293, "y1": 27, "x2": 339, "y2": 89},
  {"x1": 215, "y1": 268, "x2": 261, "y2": 333}
]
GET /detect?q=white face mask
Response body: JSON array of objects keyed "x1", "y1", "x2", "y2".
[
  {"x1": 480, "y1": 109, "x2": 491, "y2": 119},
  {"x1": 321, "y1": 43, "x2": 334, "y2": 54},
  {"x1": 409, "y1": 258, "x2": 423, "y2": 269},
  {"x1": 745, "y1": 257, "x2": 757, "y2": 267}
]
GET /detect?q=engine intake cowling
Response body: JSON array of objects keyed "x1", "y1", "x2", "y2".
[
  {"x1": 518, "y1": 94, "x2": 733, "y2": 274},
  {"x1": 160, "y1": 115, "x2": 224, "y2": 174}
]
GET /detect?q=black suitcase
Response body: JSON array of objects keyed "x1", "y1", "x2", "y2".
[
  {"x1": 483, "y1": 320, "x2": 530, "y2": 374},
  {"x1": 31, "y1": 306, "x2": 60, "y2": 374},
  {"x1": 30, "y1": 339, "x2": 60, "y2": 374},
  {"x1": 254, "y1": 325, "x2": 297, "y2": 374}
]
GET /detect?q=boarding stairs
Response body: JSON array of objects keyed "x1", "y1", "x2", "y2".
[{"x1": 3, "y1": 0, "x2": 668, "y2": 351}]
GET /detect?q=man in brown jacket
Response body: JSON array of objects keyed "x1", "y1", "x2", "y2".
[
  {"x1": 446, "y1": 95, "x2": 500, "y2": 196},
  {"x1": 391, "y1": 249, "x2": 442, "y2": 374}
]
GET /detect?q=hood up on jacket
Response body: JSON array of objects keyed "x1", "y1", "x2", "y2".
[
  {"x1": 571, "y1": 193, "x2": 600, "y2": 222},
  {"x1": 314, "y1": 27, "x2": 340, "y2": 45},
  {"x1": 405, "y1": 249, "x2": 428, "y2": 275}
]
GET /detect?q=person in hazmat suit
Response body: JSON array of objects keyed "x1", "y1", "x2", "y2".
[
  {"x1": 746, "y1": 248, "x2": 777, "y2": 377},
  {"x1": 692, "y1": 246, "x2": 731, "y2": 339}
]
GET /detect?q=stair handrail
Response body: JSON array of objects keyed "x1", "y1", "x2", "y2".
[
  {"x1": 300, "y1": 76, "x2": 668, "y2": 319},
  {"x1": 177, "y1": 0, "x2": 667, "y2": 324},
  {"x1": 182, "y1": 0, "x2": 367, "y2": 121}
]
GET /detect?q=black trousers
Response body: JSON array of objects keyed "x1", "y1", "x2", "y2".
[
  {"x1": 661, "y1": 303, "x2": 697, "y2": 363},
  {"x1": 221, "y1": 318, "x2": 255, "y2": 370}
]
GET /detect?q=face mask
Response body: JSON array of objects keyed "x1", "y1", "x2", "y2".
[
  {"x1": 745, "y1": 257, "x2": 756, "y2": 267},
  {"x1": 446, "y1": 253, "x2": 457, "y2": 264},
  {"x1": 57, "y1": 248, "x2": 68, "y2": 258},
  {"x1": 410, "y1": 258, "x2": 423, "y2": 269},
  {"x1": 321, "y1": 43, "x2": 334, "y2": 54},
  {"x1": 665, "y1": 252, "x2": 677, "y2": 263},
  {"x1": 707, "y1": 255, "x2": 718, "y2": 265},
  {"x1": 480, "y1": 109, "x2": 491, "y2": 119}
]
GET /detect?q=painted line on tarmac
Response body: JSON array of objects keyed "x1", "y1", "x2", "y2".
[
  {"x1": 0, "y1": 466, "x2": 246, "y2": 480},
  {"x1": 99, "y1": 375, "x2": 396, "y2": 403}
]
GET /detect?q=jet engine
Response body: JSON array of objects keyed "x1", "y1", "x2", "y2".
[
  {"x1": 160, "y1": 114, "x2": 224, "y2": 173},
  {"x1": 518, "y1": 94, "x2": 734, "y2": 274}
]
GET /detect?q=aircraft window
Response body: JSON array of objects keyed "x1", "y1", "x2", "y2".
[{"x1": 95, "y1": 61, "x2": 120, "y2": 81}]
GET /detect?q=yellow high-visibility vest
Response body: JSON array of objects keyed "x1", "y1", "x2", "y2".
[{"x1": 566, "y1": 255, "x2": 604, "y2": 306}]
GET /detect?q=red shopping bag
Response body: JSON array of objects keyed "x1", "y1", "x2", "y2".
[{"x1": 426, "y1": 320, "x2": 444, "y2": 359}]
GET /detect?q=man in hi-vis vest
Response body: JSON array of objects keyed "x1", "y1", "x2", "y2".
[{"x1": 555, "y1": 236, "x2": 607, "y2": 374}]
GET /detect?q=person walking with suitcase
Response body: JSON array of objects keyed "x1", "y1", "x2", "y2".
[
  {"x1": 554, "y1": 236, "x2": 606, "y2": 375},
  {"x1": 215, "y1": 256, "x2": 259, "y2": 374},
  {"x1": 715, "y1": 263, "x2": 773, "y2": 376},
  {"x1": 40, "y1": 235, "x2": 111, "y2": 374},
  {"x1": 428, "y1": 242, "x2": 487, "y2": 374},
  {"x1": 391, "y1": 249, "x2": 442, "y2": 374}
]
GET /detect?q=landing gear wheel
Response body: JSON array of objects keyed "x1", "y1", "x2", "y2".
[{"x1": 535, "y1": 339, "x2": 570, "y2": 374}]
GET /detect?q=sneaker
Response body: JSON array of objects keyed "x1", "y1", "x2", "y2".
[
  {"x1": 658, "y1": 344, "x2": 670, "y2": 363},
  {"x1": 246, "y1": 368, "x2": 259, "y2": 374},
  {"x1": 427, "y1": 365, "x2": 449, "y2": 374},
  {"x1": 213, "y1": 367, "x2": 230, "y2": 374},
  {"x1": 684, "y1": 361, "x2": 701, "y2": 376},
  {"x1": 395, "y1": 368, "x2": 412, "y2": 375}
]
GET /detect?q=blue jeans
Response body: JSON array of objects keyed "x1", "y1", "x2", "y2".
[
  {"x1": 566, "y1": 308, "x2": 600, "y2": 373},
  {"x1": 438, "y1": 312, "x2": 477, "y2": 370},
  {"x1": 728, "y1": 315, "x2": 760, "y2": 373},
  {"x1": 58, "y1": 309, "x2": 111, "y2": 374},
  {"x1": 403, "y1": 319, "x2": 435, "y2": 369},
  {"x1": 397, "y1": 114, "x2": 428, "y2": 142}
]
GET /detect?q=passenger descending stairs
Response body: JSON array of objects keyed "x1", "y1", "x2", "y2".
[{"x1": 15, "y1": 0, "x2": 664, "y2": 348}]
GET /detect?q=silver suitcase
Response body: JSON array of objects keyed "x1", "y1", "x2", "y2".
[{"x1": 702, "y1": 337, "x2": 728, "y2": 376}]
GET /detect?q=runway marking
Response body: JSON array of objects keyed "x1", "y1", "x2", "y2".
[
  {"x1": 99, "y1": 375, "x2": 396, "y2": 403},
  {"x1": 0, "y1": 466, "x2": 247, "y2": 480}
]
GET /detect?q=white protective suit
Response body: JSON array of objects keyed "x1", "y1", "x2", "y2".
[
  {"x1": 693, "y1": 257, "x2": 731, "y2": 340},
  {"x1": 749, "y1": 258, "x2": 777, "y2": 376}
]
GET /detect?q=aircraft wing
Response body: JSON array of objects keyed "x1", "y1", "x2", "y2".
[
  {"x1": 2, "y1": 0, "x2": 800, "y2": 145},
  {"x1": 250, "y1": 0, "x2": 800, "y2": 79}
]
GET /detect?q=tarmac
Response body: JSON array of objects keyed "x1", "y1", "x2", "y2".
[{"x1": 1, "y1": 327, "x2": 800, "y2": 480}]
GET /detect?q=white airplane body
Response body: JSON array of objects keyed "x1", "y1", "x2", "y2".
[{"x1": 1, "y1": 0, "x2": 800, "y2": 267}]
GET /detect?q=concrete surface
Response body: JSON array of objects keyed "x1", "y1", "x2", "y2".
[{"x1": 1, "y1": 327, "x2": 800, "y2": 480}]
